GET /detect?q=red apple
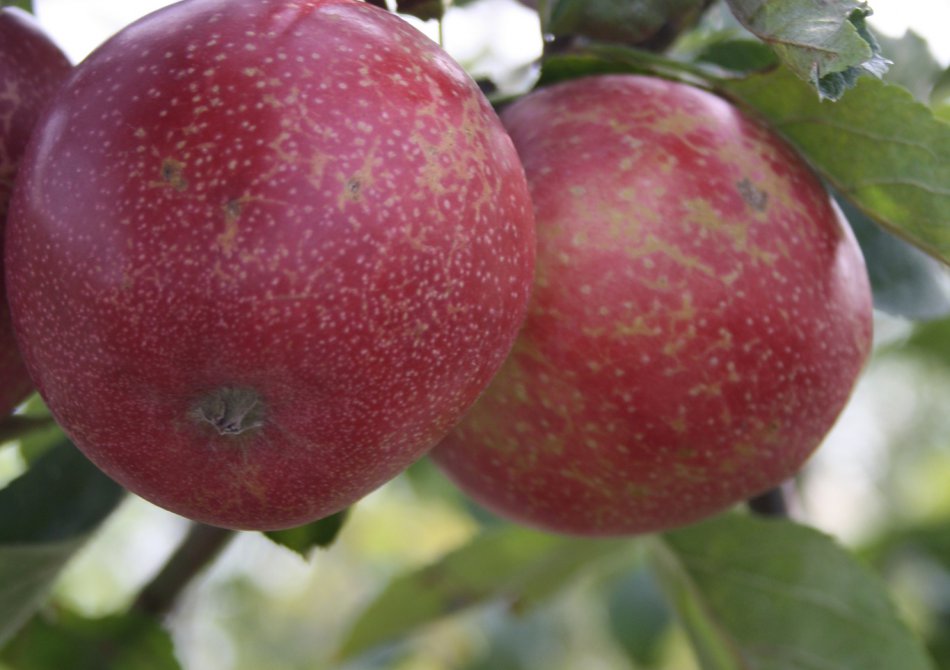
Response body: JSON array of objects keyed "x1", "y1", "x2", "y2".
[
  {"x1": 432, "y1": 75, "x2": 873, "y2": 536},
  {"x1": 5, "y1": 0, "x2": 535, "y2": 530},
  {"x1": 0, "y1": 8, "x2": 70, "y2": 418}
]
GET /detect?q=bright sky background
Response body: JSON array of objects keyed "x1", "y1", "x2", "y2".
[{"x1": 33, "y1": 0, "x2": 950, "y2": 71}]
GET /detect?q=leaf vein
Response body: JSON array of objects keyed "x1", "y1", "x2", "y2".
[{"x1": 772, "y1": 117, "x2": 942, "y2": 157}]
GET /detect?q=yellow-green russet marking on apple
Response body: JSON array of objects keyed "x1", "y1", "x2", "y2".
[{"x1": 433, "y1": 75, "x2": 873, "y2": 536}]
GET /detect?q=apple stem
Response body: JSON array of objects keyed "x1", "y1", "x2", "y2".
[
  {"x1": 0, "y1": 414, "x2": 58, "y2": 443},
  {"x1": 191, "y1": 387, "x2": 265, "y2": 436},
  {"x1": 133, "y1": 523, "x2": 235, "y2": 619}
]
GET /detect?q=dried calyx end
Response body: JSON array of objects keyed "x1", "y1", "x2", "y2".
[{"x1": 191, "y1": 387, "x2": 265, "y2": 436}]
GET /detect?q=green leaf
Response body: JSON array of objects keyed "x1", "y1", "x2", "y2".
[
  {"x1": 724, "y1": 0, "x2": 888, "y2": 100},
  {"x1": 395, "y1": 0, "x2": 444, "y2": 21},
  {"x1": 652, "y1": 514, "x2": 934, "y2": 670},
  {"x1": 544, "y1": 0, "x2": 711, "y2": 50},
  {"x1": 0, "y1": 441, "x2": 124, "y2": 645},
  {"x1": 263, "y1": 509, "x2": 349, "y2": 558},
  {"x1": 723, "y1": 67, "x2": 950, "y2": 264},
  {"x1": 537, "y1": 51, "x2": 652, "y2": 88},
  {"x1": 606, "y1": 565, "x2": 673, "y2": 668},
  {"x1": 12, "y1": 395, "x2": 64, "y2": 465},
  {"x1": 932, "y1": 68, "x2": 950, "y2": 122},
  {"x1": 861, "y1": 521, "x2": 950, "y2": 670},
  {"x1": 1, "y1": 610, "x2": 180, "y2": 670},
  {"x1": 337, "y1": 526, "x2": 630, "y2": 660},
  {"x1": 896, "y1": 316, "x2": 950, "y2": 366},
  {"x1": 837, "y1": 190, "x2": 950, "y2": 320},
  {"x1": 537, "y1": 42, "x2": 711, "y2": 89},
  {"x1": 863, "y1": 520, "x2": 950, "y2": 569},
  {"x1": 0, "y1": 1, "x2": 33, "y2": 12},
  {"x1": 694, "y1": 39, "x2": 779, "y2": 74}
]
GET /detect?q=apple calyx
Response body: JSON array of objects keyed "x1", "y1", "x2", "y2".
[{"x1": 191, "y1": 387, "x2": 264, "y2": 437}]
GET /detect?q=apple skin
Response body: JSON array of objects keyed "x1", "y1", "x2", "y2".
[
  {"x1": 0, "y1": 8, "x2": 71, "y2": 418},
  {"x1": 431, "y1": 75, "x2": 873, "y2": 536},
  {"x1": 5, "y1": 0, "x2": 535, "y2": 530}
]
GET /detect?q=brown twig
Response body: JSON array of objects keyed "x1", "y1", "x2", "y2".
[
  {"x1": 748, "y1": 482, "x2": 794, "y2": 518},
  {"x1": 132, "y1": 523, "x2": 237, "y2": 619}
]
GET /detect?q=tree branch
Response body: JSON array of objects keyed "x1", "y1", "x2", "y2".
[
  {"x1": 132, "y1": 523, "x2": 236, "y2": 619},
  {"x1": 748, "y1": 481, "x2": 796, "y2": 518}
]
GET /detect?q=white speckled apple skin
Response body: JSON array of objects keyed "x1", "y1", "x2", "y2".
[
  {"x1": 433, "y1": 75, "x2": 872, "y2": 536},
  {"x1": 5, "y1": 0, "x2": 535, "y2": 530},
  {"x1": 0, "y1": 8, "x2": 71, "y2": 417}
]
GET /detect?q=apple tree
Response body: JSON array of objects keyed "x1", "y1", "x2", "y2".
[{"x1": 0, "y1": 1, "x2": 948, "y2": 669}]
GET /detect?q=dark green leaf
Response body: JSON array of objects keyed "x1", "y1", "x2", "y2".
[
  {"x1": 1, "y1": 610, "x2": 180, "y2": 670},
  {"x1": 0, "y1": 441, "x2": 123, "y2": 544},
  {"x1": 653, "y1": 514, "x2": 934, "y2": 670},
  {"x1": 537, "y1": 42, "x2": 710, "y2": 89},
  {"x1": 606, "y1": 565, "x2": 673, "y2": 668},
  {"x1": 0, "y1": 441, "x2": 124, "y2": 644},
  {"x1": 0, "y1": 545, "x2": 81, "y2": 650},
  {"x1": 837, "y1": 190, "x2": 950, "y2": 320},
  {"x1": 694, "y1": 39, "x2": 778, "y2": 74},
  {"x1": 337, "y1": 526, "x2": 629, "y2": 660},
  {"x1": 544, "y1": 0, "x2": 711, "y2": 50},
  {"x1": 723, "y1": 67, "x2": 950, "y2": 264},
  {"x1": 263, "y1": 509, "x2": 348, "y2": 558},
  {"x1": 724, "y1": 0, "x2": 888, "y2": 100},
  {"x1": 537, "y1": 51, "x2": 651, "y2": 88},
  {"x1": 396, "y1": 0, "x2": 443, "y2": 21}
]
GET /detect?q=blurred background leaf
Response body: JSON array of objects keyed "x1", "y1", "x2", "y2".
[
  {"x1": 892, "y1": 315, "x2": 950, "y2": 366},
  {"x1": 0, "y1": 1, "x2": 33, "y2": 13},
  {"x1": 14, "y1": 395, "x2": 64, "y2": 465},
  {"x1": 542, "y1": 0, "x2": 713, "y2": 51},
  {"x1": 0, "y1": 441, "x2": 124, "y2": 645},
  {"x1": 1, "y1": 610, "x2": 179, "y2": 670},
  {"x1": 876, "y1": 29, "x2": 943, "y2": 102},
  {"x1": 606, "y1": 563, "x2": 674, "y2": 668},
  {"x1": 932, "y1": 68, "x2": 950, "y2": 122},
  {"x1": 863, "y1": 520, "x2": 950, "y2": 669},
  {"x1": 653, "y1": 514, "x2": 934, "y2": 670},
  {"x1": 337, "y1": 525, "x2": 631, "y2": 661}
]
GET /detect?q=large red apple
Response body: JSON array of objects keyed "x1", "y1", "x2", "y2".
[
  {"x1": 0, "y1": 8, "x2": 70, "y2": 418},
  {"x1": 432, "y1": 75, "x2": 872, "y2": 536},
  {"x1": 5, "y1": 0, "x2": 535, "y2": 530}
]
